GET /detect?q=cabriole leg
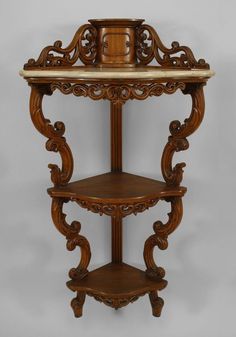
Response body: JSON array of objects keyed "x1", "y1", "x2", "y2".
[
  {"x1": 143, "y1": 197, "x2": 183, "y2": 316},
  {"x1": 71, "y1": 292, "x2": 86, "y2": 318},
  {"x1": 51, "y1": 197, "x2": 91, "y2": 315},
  {"x1": 51, "y1": 197, "x2": 91, "y2": 280},
  {"x1": 149, "y1": 291, "x2": 164, "y2": 317},
  {"x1": 144, "y1": 197, "x2": 183, "y2": 280}
]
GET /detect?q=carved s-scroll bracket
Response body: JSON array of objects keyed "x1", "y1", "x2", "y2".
[
  {"x1": 29, "y1": 84, "x2": 73, "y2": 186},
  {"x1": 161, "y1": 83, "x2": 205, "y2": 186},
  {"x1": 51, "y1": 197, "x2": 91, "y2": 280},
  {"x1": 143, "y1": 197, "x2": 183, "y2": 280},
  {"x1": 24, "y1": 24, "x2": 97, "y2": 68}
]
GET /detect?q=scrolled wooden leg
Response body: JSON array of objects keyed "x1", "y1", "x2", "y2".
[
  {"x1": 29, "y1": 84, "x2": 73, "y2": 186},
  {"x1": 143, "y1": 197, "x2": 183, "y2": 280},
  {"x1": 161, "y1": 83, "x2": 205, "y2": 186},
  {"x1": 149, "y1": 291, "x2": 164, "y2": 317},
  {"x1": 51, "y1": 197, "x2": 91, "y2": 280},
  {"x1": 71, "y1": 292, "x2": 86, "y2": 318}
]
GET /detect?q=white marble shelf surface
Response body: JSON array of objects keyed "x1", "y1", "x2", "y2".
[{"x1": 20, "y1": 67, "x2": 214, "y2": 80}]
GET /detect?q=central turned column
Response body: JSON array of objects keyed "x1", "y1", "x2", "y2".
[
  {"x1": 89, "y1": 19, "x2": 145, "y2": 263},
  {"x1": 110, "y1": 100, "x2": 123, "y2": 263}
]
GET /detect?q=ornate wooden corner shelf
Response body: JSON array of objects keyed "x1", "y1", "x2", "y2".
[{"x1": 20, "y1": 18, "x2": 214, "y2": 317}]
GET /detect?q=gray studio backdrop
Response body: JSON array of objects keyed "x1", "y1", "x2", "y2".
[{"x1": 1, "y1": 0, "x2": 235, "y2": 336}]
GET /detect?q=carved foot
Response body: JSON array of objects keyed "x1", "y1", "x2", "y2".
[
  {"x1": 149, "y1": 291, "x2": 164, "y2": 317},
  {"x1": 71, "y1": 292, "x2": 86, "y2": 318}
]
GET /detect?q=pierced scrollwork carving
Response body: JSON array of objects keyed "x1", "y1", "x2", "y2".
[
  {"x1": 72, "y1": 198, "x2": 159, "y2": 218},
  {"x1": 144, "y1": 197, "x2": 183, "y2": 280},
  {"x1": 136, "y1": 24, "x2": 209, "y2": 69},
  {"x1": 161, "y1": 83, "x2": 205, "y2": 186},
  {"x1": 51, "y1": 197, "x2": 91, "y2": 280},
  {"x1": 51, "y1": 81, "x2": 185, "y2": 103},
  {"x1": 30, "y1": 84, "x2": 73, "y2": 186},
  {"x1": 88, "y1": 292, "x2": 146, "y2": 309},
  {"x1": 24, "y1": 24, "x2": 97, "y2": 69}
]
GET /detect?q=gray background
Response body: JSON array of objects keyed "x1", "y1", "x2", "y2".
[{"x1": 1, "y1": 0, "x2": 235, "y2": 336}]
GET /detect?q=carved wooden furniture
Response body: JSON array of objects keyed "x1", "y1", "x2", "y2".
[{"x1": 20, "y1": 18, "x2": 214, "y2": 317}]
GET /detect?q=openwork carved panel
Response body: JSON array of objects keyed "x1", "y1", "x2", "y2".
[
  {"x1": 136, "y1": 24, "x2": 209, "y2": 69},
  {"x1": 88, "y1": 292, "x2": 146, "y2": 309},
  {"x1": 73, "y1": 198, "x2": 159, "y2": 217},
  {"x1": 24, "y1": 24, "x2": 97, "y2": 68},
  {"x1": 51, "y1": 82, "x2": 186, "y2": 102},
  {"x1": 24, "y1": 21, "x2": 209, "y2": 70}
]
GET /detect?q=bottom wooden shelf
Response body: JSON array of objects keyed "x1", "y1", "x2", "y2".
[{"x1": 67, "y1": 263, "x2": 167, "y2": 310}]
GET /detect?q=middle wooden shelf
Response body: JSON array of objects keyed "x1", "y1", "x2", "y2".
[
  {"x1": 48, "y1": 172, "x2": 186, "y2": 203},
  {"x1": 47, "y1": 172, "x2": 186, "y2": 218}
]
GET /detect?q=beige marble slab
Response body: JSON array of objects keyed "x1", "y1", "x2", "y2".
[{"x1": 19, "y1": 67, "x2": 215, "y2": 80}]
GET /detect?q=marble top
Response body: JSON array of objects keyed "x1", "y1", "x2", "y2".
[{"x1": 20, "y1": 67, "x2": 214, "y2": 80}]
